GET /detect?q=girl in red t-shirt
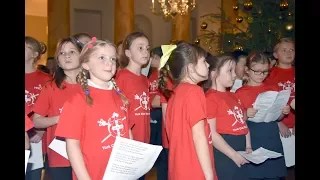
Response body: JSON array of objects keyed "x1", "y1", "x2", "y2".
[
  {"x1": 159, "y1": 42, "x2": 216, "y2": 180},
  {"x1": 202, "y1": 55, "x2": 250, "y2": 180},
  {"x1": 235, "y1": 52, "x2": 290, "y2": 179},
  {"x1": 115, "y1": 32, "x2": 151, "y2": 145},
  {"x1": 55, "y1": 38, "x2": 133, "y2": 180},
  {"x1": 32, "y1": 35, "x2": 86, "y2": 180},
  {"x1": 25, "y1": 36, "x2": 52, "y2": 180}
]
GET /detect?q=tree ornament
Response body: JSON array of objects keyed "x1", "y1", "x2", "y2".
[
  {"x1": 268, "y1": 27, "x2": 272, "y2": 33},
  {"x1": 200, "y1": 22, "x2": 208, "y2": 29},
  {"x1": 244, "y1": 0, "x2": 253, "y2": 11},
  {"x1": 280, "y1": 0, "x2": 289, "y2": 11},
  {"x1": 194, "y1": 38, "x2": 200, "y2": 44},
  {"x1": 288, "y1": 12, "x2": 292, "y2": 16},
  {"x1": 236, "y1": 16, "x2": 243, "y2": 23},
  {"x1": 247, "y1": 16, "x2": 253, "y2": 23},
  {"x1": 285, "y1": 23, "x2": 294, "y2": 31},
  {"x1": 278, "y1": 15, "x2": 283, "y2": 20},
  {"x1": 233, "y1": 5, "x2": 239, "y2": 10}
]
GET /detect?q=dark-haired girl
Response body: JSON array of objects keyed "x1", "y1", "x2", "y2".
[
  {"x1": 202, "y1": 55, "x2": 250, "y2": 180},
  {"x1": 25, "y1": 36, "x2": 52, "y2": 180},
  {"x1": 31, "y1": 35, "x2": 84, "y2": 180},
  {"x1": 159, "y1": 42, "x2": 216, "y2": 180}
]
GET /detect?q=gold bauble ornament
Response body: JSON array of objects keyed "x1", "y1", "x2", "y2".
[
  {"x1": 285, "y1": 23, "x2": 294, "y2": 31},
  {"x1": 234, "y1": 44, "x2": 244, "y2": 51},
  {"x1": 244, "y1": 1, "x2": 253, "y2": 11},
  {"x1": 247, "y1": 16, "x2": 253, "y2": 23},
  {"x1": 200, "y1": 22, "x2": 208, "y2": 29},
  {"x1": 194, "y1": 38, "x2": 200, "y2": 44},
  {"x1": 233, "y1": 5, "x2": 239, "y2": 10},
  {"x1": 236, "y1": 16, "x2": 243, "y2": 23},
  {"x1": 280, "y1": 0, "x2": 289, "y2": 11}
]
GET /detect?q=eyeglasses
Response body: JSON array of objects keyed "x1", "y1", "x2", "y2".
[{"x1": 250, "y1": 68, "x2": 269, "y2": 75}]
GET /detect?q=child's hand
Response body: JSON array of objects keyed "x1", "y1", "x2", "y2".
[
  {"x1": 245, "y1": 147, "x2": 252, "y2": 154},
  {"x1": 231, "y1": 152, "x2": 249, "y2": 167},
  {"x1": 247, "y1": 108, "x2": 258, "y2": 118},
  {"x1": 278, "y1": 121, "x2": 291, "y2": 138},
  {"x1": 281, "y1": 105, "x2": 290, "y2": 115}
]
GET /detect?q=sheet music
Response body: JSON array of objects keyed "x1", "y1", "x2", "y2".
[
  {"x1": 48, "y1": 138, "x2": 69, "y2": 159},
  {"x1": 27, "y1": 141, "x2": 44, "y2": 171},
  {"x1": 280, "y1": 128, "x2": 295, "y2": 167},
  {"x1": 25, "y1": 150, "x2": 30, "y2": 174},
  {"x1": 238, "y1": 147, "x2": 283, "y2": 164},
  {"x1": 249, "y1": 90, "x2": 291, "y2": 123},
  {"x1": 230, "y1": 79, "x2": 243, "y2": 93},
  {"x1": 103, "y1": 136, "x2": 163, "y2": 180}
]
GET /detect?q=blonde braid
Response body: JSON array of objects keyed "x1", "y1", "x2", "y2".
[
  {"x1": 78, "y1": 68, "x2": 93, "y2": 105},
  {"x1": 111, "y1": 78, "x2": 129, "y2": 105}
]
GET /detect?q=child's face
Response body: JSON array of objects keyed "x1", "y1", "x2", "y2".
[
  {"x1": 126, "y1": 37, "x2": 150, "y2": 66},
  {"x1": 216, "y1": 60, "x2": 237, "y2": 88},
  {"x1": 273, "y1": 42, "x2": 295, "y2": 64},
  {"x1": 150, "y1": 54, "x2": 160, "y2": 68},
  {"x1": 235, "y1": 57, "x2": 246, "y2": 79},
  {"x1": 84, "y1": 45, "x2": 117, "y2": 83},
  {"x1": 58, "y1": 42, "x2": 80, "y2": 70},
  {"x1": 246, "y1": 62, "x2": 270, "y2": 84}
]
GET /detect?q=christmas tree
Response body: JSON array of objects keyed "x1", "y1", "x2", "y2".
[{"x1": 195, "y1": 0, "x2": 295, "y2": 53}]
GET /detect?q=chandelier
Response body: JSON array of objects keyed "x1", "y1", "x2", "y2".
[{"x1": 151, "y1": 0, "x2": 196, "y2": 20}]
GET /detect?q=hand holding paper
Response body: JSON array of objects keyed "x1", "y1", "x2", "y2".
[{"x1": 238, "y1": 147, "x2": 282, "y2": 164}]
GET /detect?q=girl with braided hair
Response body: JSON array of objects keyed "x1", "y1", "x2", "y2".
[
  {"x1": 32, "y1": 35, "x2": 84, "y2": 180},
  {"x1": 55, "y1": 38, "x2": 133, "y2": 180}
]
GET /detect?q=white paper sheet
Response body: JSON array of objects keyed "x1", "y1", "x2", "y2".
[
  {"x1": 230, "y1": 79, "x2": 243, "y2": 93},
  {"x1": 25, "y1": 150, "x2": 30, "y2": 174},
  {"x1": 141, "y1": 58, "x2": 152, "y2": 77},
  {"x1": 103, "y1": 136, "x2": 163, "y2": 180},
  {"x1": 249, "y1": 90, "x2": 291, "y2": 123},
  {"x1": 48, "y1": 138, "x2": 69, "y2": 159},
  {"x1": 280, "y1": 128, "x2": 295, "y2": 167},
  {"x1": 238, "y1": 147, "x2": 283, "y2": 164},
  {"x1": 27, "y1": 141, "x2": 44, "y2": 171}
]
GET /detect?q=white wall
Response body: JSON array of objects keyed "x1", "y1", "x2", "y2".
[{"x1": 69, "y1": 0, "x2": 221, "y2": 49}]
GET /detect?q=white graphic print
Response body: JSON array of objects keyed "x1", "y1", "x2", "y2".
[
  {"x1": 25, "y1": 84, "x2": 42, "y2": 106},
  {"x1": 134, "y1": 92, "x2": 150, "y2": 111},
  {"x1": 98, "y1": 112, "x2": 126, "y2": 144},
  {"x1": 59, "y1": 107, "x2": 63, "y2": 114},
  {"x1": 150, "y1": 80, "x2": 158, "y2": 93},
  {"x1": 25, "y1": 89, "x2": 39, "y2": 106},
  {"x1": 278, "y1": 79, "x2": 295, "y2": 97},
  {"x1": 227, "y1": 106, "x2": 245, "y2": 126}
]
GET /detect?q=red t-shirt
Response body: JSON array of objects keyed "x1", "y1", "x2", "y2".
[
  {"x1": 115, "y1": 69, "x2": 150, "y2": 143},
  {"x1": 159, "y1": 78, "x2": 173, "y2": 149},
  {"x1": 265, "y1": 66, "x2": 295, "y2": 128},
  {"x1": 25, "y1": 70, "x2": 52, "y2": 115},
  {"x1": 206, "y1": 89, "x2": 248, "y2": 135},
  {"x1": 148, "y1": 70, "x2": 160, "y2": 104},
  {"x1": 55, "y1": 86, "x2": 131, "y2": 180},
  {"x1": 25, "y1": 115, "x2": 34, "y2": 132},
  {"x1": 235, "y1": 84, "x2": 279, "y2": 109},
  {"x1": 32, "y1": 81, "x2": 81, "y2": 167},
  {"x1": 166, "y1": 83, "x2": 216, "y2": 180},
  {"x1": 25, "y1": 70, "x2": 52, "y2": 153}
]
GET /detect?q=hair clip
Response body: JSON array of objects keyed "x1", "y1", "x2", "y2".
[
  {"x1": 85, "y1": 90, "x2": 90, "y2": 95},
  {"x1": 88, "y1": 37, "x2": 97, "y2": 49}
]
